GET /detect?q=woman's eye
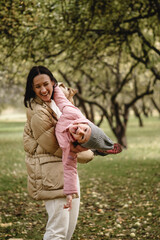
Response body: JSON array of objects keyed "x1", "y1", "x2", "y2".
[{"x1": 85, "y1": 128, "x2": 87, "y2": 132}]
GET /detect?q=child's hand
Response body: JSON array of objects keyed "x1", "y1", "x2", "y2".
[{"x1": 64, "y1": 195, "x2": 73, "y2": 211}]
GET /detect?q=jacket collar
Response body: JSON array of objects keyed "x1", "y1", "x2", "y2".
[
  {"x1": 33, "y1": 96, "x2": 58, "y2": 121},
  {"x1": 34, "y1": 96, "x2": 43, "y2": 105}
]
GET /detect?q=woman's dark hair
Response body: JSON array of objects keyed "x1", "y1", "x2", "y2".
[{"x1": 24, "y1": 66, "x2": 57, "y2": 108}]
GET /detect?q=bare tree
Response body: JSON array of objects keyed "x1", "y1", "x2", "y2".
[{"x1": 58, "y1": 48, "x2": 154, "y2": 148}]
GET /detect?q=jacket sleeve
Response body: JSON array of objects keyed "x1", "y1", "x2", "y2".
[
  {"x1": 54, "y1": 85, "x2": 73, "y2": 112},
  {"x1": 55, "y1": 130, "x2": 78, "y2": 195},
  {"x1": 23, "y1": 121, "x2": 38, "y2": 154},
  {"x1": 62, "y1": 147, "x2": 78, "y2": 195},
  {"x1": 30, "y1": 109, "x2": 60, "y2": 155},
  {"x1": 54, "y1": 85, "x2": 85, "y2": 120},
  {"x1": 77, "y1": 150, "x2": 94, "y2": 164}
]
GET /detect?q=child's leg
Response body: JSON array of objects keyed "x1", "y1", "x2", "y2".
[{"x1": 95, "y1": 143, "x2": 122, "y2": 156}]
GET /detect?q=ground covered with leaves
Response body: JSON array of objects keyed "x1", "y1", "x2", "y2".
[{"x1": 0, "y1": 117, "x2": 160, "y2": 240}]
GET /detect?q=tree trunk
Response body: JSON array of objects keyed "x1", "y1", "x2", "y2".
[
  {"x1": 109, "y1": 104, "x2": 129, "y2": 148},
  {"x1": 117, "y1": 134, "x2": 127, "y2": 148},
  {"x1": 116, "y1": 126, "x2": 127, "y2": 148},
  {"x1": 132, "y1": 105, "x2": 143, "y2": 127},
  {"x1": 151, "y1": 97, "x2": 160, "y2": 115},
  {"x1": 142, "y1": 100, "x2": 149, "y2": 117}
]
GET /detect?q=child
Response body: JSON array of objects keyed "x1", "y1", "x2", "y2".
[{"x1": 53, "y1": 84, "x2": 122, "y2": 210}]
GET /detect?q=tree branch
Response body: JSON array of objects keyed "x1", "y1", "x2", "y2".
[
  {"x1": 126, "y1": 88, "x2": 153, "y2": 109},
  {"x1": 35, "y1": 50, "x2": 64, "y2": 63},
  {"x1": 138, "y1": 29, "x2": 160, "y2": 56}
]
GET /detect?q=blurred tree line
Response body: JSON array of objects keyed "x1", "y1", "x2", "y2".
[{"x1": 0, "y1": 0, "x2": 160, "y2": 147}]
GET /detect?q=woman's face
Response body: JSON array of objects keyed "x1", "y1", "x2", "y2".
[{"x1": 33, "y1": 74, "x2": 54, "y2": 102}]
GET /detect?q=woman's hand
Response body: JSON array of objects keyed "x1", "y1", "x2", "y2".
[{"x1": 70, "y1": 142, "x2": 88, "y2": 154}]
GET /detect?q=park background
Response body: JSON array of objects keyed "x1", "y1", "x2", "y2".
[{"x1": 0, "y1": 0, "x2": 160, "y2": 239}]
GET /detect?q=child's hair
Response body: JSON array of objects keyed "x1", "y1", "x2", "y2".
[
  {"x1": 24, "y1": 66, "x2": 57, "y2": 108},
  {"x1": 81, "y1": 122, "x2": 113, "y2": 150}
]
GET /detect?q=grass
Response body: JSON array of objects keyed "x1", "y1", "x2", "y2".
[{"x1": 0, "y1": 116, "x2": 160, "y2": 240}]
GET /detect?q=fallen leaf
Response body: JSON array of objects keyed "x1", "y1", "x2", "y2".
[{"x1": 0, "y1": 222, "x2": 12, "y2": 227}]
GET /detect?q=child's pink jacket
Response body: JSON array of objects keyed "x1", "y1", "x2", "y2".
[{"x1": 54, "y1": 85, "x2": 89, "y2": 195}]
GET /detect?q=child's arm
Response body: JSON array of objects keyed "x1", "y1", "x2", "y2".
[
  {"x1": 62, "y1": 147, "x2": 79, "y2": 195},
  {"x1": 62, "y1": 149, "x2": 79, "y2": 211},
  {"x1": 54, "y1": 85, "x2": 85, "y2": 119},
  {"x1": 54, "y1": 85, "x2": 74, "y2": 112}
]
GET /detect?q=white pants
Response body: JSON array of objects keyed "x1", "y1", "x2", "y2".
[{"x1": 43, "y1": 178, "x2": 80, "y2": 240}]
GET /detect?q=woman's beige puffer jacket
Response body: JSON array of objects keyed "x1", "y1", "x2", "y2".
[{"x1": 23, "y1": 85, "x2": 94, "y2": 200}]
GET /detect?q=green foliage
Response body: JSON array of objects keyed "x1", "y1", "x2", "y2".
[
  {"x1": 0, "y1": 117, "x2": 160, "y2": 239},
  {"x1": 0, "y1": 0, "x2": 159, "y2": 73},
  {"x1": 0, "y1": 0, "x2": 159, "y2": 145}
]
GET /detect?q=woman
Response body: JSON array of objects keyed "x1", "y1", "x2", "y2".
[{"x1": 23, "y1": 66, "x2": 94, "y2": 240}]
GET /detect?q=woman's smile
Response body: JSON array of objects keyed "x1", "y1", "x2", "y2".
[{"x1": 33, "y1": 74, "x2": 54, "y2": 102}]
